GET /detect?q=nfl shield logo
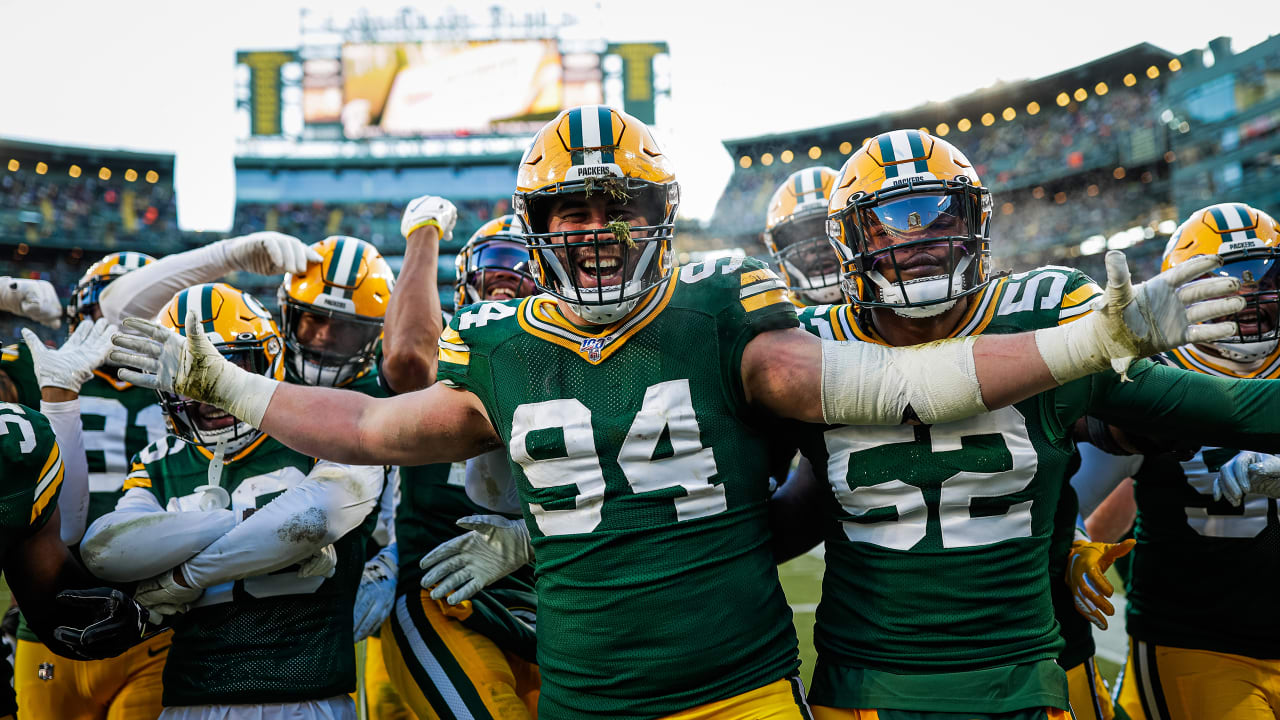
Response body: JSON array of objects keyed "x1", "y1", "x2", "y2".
[{"x1": 580, "y1": 338, "x2": 605, "y2": 362}]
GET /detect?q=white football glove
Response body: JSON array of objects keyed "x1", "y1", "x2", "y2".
[
  {"x1": 419, "y1": 515, "x2": 531, "y2": 605},
  {"x1": 0, "y1": 277, "x2": 61, "y2": 328},
  {"x1": 1036, "y1": 251, "x2": 1244, "y2": 383},
  {"x1": 22, "y1": 319, "x2": 115, "y2": 392},
  {"x1": 108, "y1": 311, "x2": 280, "y2": 427},
  {"x1": 353, "y1": 543, "x2": 398, "y2": 641},
  {"x1": 401, "y1": 195, "x2": 458, "y2": 242},
  {"x1": 135, "y1": 566, "x2": 203, "y2": 616},
  {"x1": 296, "y1": 544, "x2": 339, "y2": 579},
  {"x1": 1214, "y1": 452, "x2": 1280, "y2": 506},
  {"x1": 218, "y1": 232, "x2": 321, "y2": 276}
]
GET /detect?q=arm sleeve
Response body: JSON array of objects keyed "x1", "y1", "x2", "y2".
[
  {"x1": 39, "y1": 399, "x2": 89, "y2": 545},
  {"x1": 465, "y1": 449, "x2": 521, "y2": 514},
  {"x1": 1088, "y1": 359, "x2": 1280, "y2": 452},
  {"x1": 1069, "y1": 443, "x2": 1144, "y2": 518},
  {"x1": 79, "y1": 487, "x2": 237, "y2": 582},
  {"x1": 98, "y1": 242, "x2": 234, "y2": 323},
  {"x1": 180, "y1": 462, "x2": 383, "y2": 589},
  {"x1": 373, "y1": 467, "x2": 399, "y2": 546}
]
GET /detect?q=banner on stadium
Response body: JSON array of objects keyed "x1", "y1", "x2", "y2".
[
  {"x1": 237, "y1": 50, "x2": 299, "y2": 137},
  {"x1": 606, "y1": 42, "x2": 668, "y2": 125}
]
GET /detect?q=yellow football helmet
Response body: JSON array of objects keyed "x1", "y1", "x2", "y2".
[
  {"x1": 454, "y1": 214, "x2": 536, "y2": 309},
  {"x1": 278, "y1": 236, "x2": 395, "y2": 387},
  {"x1": 764, "y1": 167, "x2": 841, "y2": 305},
  {"x1": 827, "y1": 129, "x2": 992, "y2": 318},
  {"x1": 157, "y1": 283, "x2": 284, "y2": 455},
  {"x1": 512, "y1": 105, "x2": 679, "y2": 324},
  {"x1": 1163, "y1": 202, "x2": 1280, "y2": 361},
  {"x1": 68, "y1": 251, "x2": 156, "y2": 323}
]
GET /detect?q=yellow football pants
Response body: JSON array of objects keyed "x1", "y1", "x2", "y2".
[
  {"x1": 15, "y1": 631, "x2": 169, "y2": 720},
  {"x1": 1116, "y1": 638, "x2": 1280, "y2": 719},
  {"x1": 383, "y1": 590, "x2": 539, "y2": 720},
  {"x1": 1066, "y1": 656, "x2": 1114, "y2": 720},
  {"x1": 359, "y1": 635, "x2": 413, "y2": 720},
  {"x1": 660, "y1": 677, "x2": 813, "y2": 719},
  {"x1": 812, "y1": 706, "x2": 1071, "y2": 719}
]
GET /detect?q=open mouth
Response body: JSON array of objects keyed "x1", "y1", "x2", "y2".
[
  {"x1": 573, "y1": 250, "x2": 626, "y2": 288},
  {"x1": 194, "y1": 404, "x2": 237, "y2": 431},
  {"x1": 1236, "y1": 308, "x2": 1274, "y2": 337}
]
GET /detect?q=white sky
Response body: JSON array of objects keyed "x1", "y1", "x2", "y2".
[{"x1": 0, "y1": 0, "x2": 1275, "y2": 230}]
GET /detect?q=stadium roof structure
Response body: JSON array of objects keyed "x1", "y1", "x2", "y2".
[
  {"x1": 722, "y1": 42, "x2": 1177, "y2": 158},
  {"x1": 0, "y1": 136, "x2": 175, "y2": 171}
]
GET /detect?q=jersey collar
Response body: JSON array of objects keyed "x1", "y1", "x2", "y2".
[
  {"x1": 92, "y1": 368, "x2": 136, "y2": 391},
  {"x1": 840, "y1": 276, "x2": 1007, "y2": 345},
  {"x1": 516, "y1": 276, "x2": 678, "y2": 365},
  {"x1": 1168, "y1": 343, "x2": 1280, "y2": 379}
]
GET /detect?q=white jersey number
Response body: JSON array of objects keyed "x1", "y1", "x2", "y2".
[
  {"x1": 1181, "y1": 449, "x2": 1274, "y2": 539},
  {"x1": 824, "y1": 406, "x2": 1039, "y2": 550},
  {"x1": 82, "y1": 397, "x2": 167, "y2": 493}
]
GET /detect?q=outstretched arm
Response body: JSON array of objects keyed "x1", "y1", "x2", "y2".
[{"x1": 381, "y1": 196, "x2": 456, "y2": 393}]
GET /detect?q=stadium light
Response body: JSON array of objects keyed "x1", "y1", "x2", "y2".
[
  {"x1": 980, "y1": 113, "x2": 995, "y2": 127},
  {"x1": 1087, "y1": 184, "x2": 1099, "y2": 197},
  {"x1": 838, "y1": 141, "x2": 852, "y2": 154},
  {"x1": 956, "y1": 118, "x2": 971, "y2": 132},
  {"x1": 861, "y1": 137, "x2": 872, "y2": 147},
  {"x1": 1157, "y1": 219, "x2": 1178, "y2": 234},
  {"x1": 1001, "y1": 202, "x2": 1014, "y2": 215},
  {"x1": 1001, "y1": 107, "x2": 1016, "y2": 122},
  {"x1": 1169, "y1": 58, "x2": 1182, "y2": 72},
  {"x1": 935, "y1": 123, "x2": 949, "y2": 137},
  {"x1": 1146, "y1": 65, "x2": 1160, "y2": 79},
  {"x1": 808, "y1": 146, "x2": 822, "y2": 160},
  {"x1": 146, "y1": 170, "x2": 159, "y2": 183},
  {"x1": 1055, "y1": 92, "x2": 1070, "y2": 107},
  {"x1": 1094, "y1": 82, "x2": 1108, "y2": 96},
  {"x1": 1123, "y1": 73, "x2": 1137, "y2": 87},
  {"x1": 125, "y1": 169, "x2": 138, "y2": 182},
  {"x1": 69, "y1": 165, "x2": 81, "y2": 178},
  {"x1": 1080, "y1": 235, "x2": 1107, "y2": 255},
  {"x1": 6, "y1": 159, "x2": 17, "y2": 172},
  {"x1": 761, "y1": 153, "x2": 774, "y2": 167},
  {"x1": 1032, "y1": 186, "x2": 1045, "y2": 199},
  {"x1": 739, "y1": 155, "x2": 752, "y2": 169},
  {"x1": 1026, "y1": 101, "x2": 1040, "y2": 115},
  {"x1": 1073, "y1": 88, "x2": 1088, "y2": 102},
  {"x1": 16, "y1": 243, "x2": 29, "y2": 256},
  {"x1": 1113, "y1": 167, "x2": 1126, "y2": 179},
  {"x1": 35, "y1": 162, "x2": 47, "y2": 175},
  {"x1": 780, "y1": 150, "x2": 794, "y2": 164},
  {"x1": 1054, "y1": 192, "x2": 1067, "y2": 204},
  {"x1": 99, "y1": 167, "x2": 111, "y2": 180}
]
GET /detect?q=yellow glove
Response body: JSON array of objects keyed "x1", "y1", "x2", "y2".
[{"x1": 1066, "y1": 538, "x2": 1135, "y2": 630}]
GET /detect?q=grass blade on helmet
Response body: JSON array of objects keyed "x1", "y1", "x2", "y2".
[
  {"x1": 454, "y1": 215, "x2": 538, "y2": 308},
  {"x1": 764, "y1": 166, "x2": 842, "y2": 305},
  {"x1": 1163, "y1": 202, "x2": 1280, "y2": 363},
  {"x1": 513, "y1": 105, "x2": 680, "y2": 324},
  {"x1": 827, "y1": 130, "x2": 993, "y2": 318},
  {"x1": 67, "y1": 252, "x2": 156, "y2": 324},
  {"x1": 277, "y1": 236, "x2": 394, "y2": 387},
  {"x1": 155, "y1": 284, "x2": 284, "y2": 456}
]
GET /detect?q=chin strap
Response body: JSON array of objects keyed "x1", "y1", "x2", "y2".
[{"x1": 194, "y1": 439, "x2": 231, "y2": 511}]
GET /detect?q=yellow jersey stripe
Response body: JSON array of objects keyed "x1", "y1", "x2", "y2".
[
  {"x1": 123, "y1": 474, "x2": 153, "y2": 490},
  {"x1": 1061, "y1": 283, "x2": 1103, "y2": 309},
  {"x1": 741, "y1": 288, "x2": 789, "y2": 313},
  {"x1": 37, "y1": 441, "x2": 60, "y2": 484},
  {"x1": 740, "y1": 269, "x2": 777, "y2": 286},
  {"x1": 517, "y1": 277, "x2": 677, "y2": 365},
  {"x1": 31, "y1": 459, "x2": 63, "y2": 523},
  {"x1": 439, "y1": 347, "x2": 471, "y2": 366}
]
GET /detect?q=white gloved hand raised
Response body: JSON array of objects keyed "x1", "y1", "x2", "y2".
[
  {"x1": 1037, "y1": 251, "x2": 1244, "y2": 383},
  {"x1": 135, "y1": 566, "x2": 203, "y2": 615},
  {"x1": 218, "y1": 232, "x2": 321, "y2": 276},
  {"x1": 108, "y1": 311, "x2": 280, "y2": 427},
  {"x1": 22, "y1": 319, "x2": 116, "y2": 392},
  {"x1": 1215, "y1": 451, "x2": 1280, "y2": 506},
  {"x1": 353, "y1": 543, "x2": 398, "y2": 641},
  {"x1": 0, "y1": 277, "x2": 62, "y2": 328},
  {"x1": 419, "y1": 515, "x2": 531, "y2": 605},
  {"x1": 401, "y1": 195, "x2": 458, "y2": 242}
]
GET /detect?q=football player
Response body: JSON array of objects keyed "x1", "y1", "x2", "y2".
[
  {"x1": 80, "y1": 283, "x2": 384, "y2": 719},
  {"x1": 763, "y1": 132, "x2": 1280, "y2": 719},
  {"x1": 382, "y1": 214, "x2": 540, "y2": 720},
  {"x1": 111, "y1": 108, "x2": 1240, "y2": 719},
  {"x1": 764, "y1": 167, "x2": 843, "y2": 306}
]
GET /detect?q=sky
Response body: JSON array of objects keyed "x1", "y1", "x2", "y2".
[{"x1": 0, "y1": 0, "x2": 1275, "y2": 231}]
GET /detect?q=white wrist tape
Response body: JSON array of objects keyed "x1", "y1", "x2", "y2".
[
  {"x1": 219, "y1": 367, "x2": 280, "y2": 428},
  {"x1": 1033, "y1": 318, "x2": 1113, "y2": 386},
  {"x1": 820, "y1": 337, "x2": 984, "y2": 425}
]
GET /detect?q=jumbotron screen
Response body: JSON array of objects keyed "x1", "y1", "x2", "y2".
[{"x1": 303, "y1": 40, "x2": 603, "y2": 138}]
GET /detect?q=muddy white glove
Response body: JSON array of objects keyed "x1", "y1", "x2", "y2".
[
  {"x1": 1215, "y1": 452, "x2": 1280, "y2": 506},
  {"x1": 1036, "y1": 251, "x2": 1243, "y2": 383},
  {"x1": 22, "y1": 319, "x2": 115, "y2": 392},
  {"x1": 108, "y1": 311, "x2": 279, "y2": 427},
  {"x1": 401, "y1": 195, "x2": 457, "y2": 242},
  {"x1": 218, "y1": 232, "x2": 321, "y2": 276},
  {"x1": 419, "y1": 515, "x2": 531, "y2": 605},
  {"x1": 135, "y1": 566, "x2": 203, "y2": 615},
  {"x1": 0, "y1": 277, "x2": 61, "y2": 328},
  {"x1": 297, "y1": 544, "x2": 338, "y2": 579},
  {"x1": 353, "y1": 543, "x2": 398, "y2": 641}
]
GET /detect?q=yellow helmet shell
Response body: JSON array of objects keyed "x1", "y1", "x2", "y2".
[
  {"x1": 1162, "y1": 203, "x2": 1280, "y2": 271},
  {"x1": 515, "y1": 105, "x2": 675, "y2": 199},
  {"x1": 158, "y1": 283, "x2": 284, "y2": 381},
  {"x1": 69, "y1": 251, "x2": 156, "y2": 323},
  {"x1": 281, "y1": 236, "x2": 395, "y2": 320}
]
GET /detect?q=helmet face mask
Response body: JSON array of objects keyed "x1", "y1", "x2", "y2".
[
  {"x1": 454, "y1": 216, "x2": 538, "y2": 307},
  {"x1": 279, "y1": 302, "x2": 383, "y2": 387},
  {"x1": 161, "y1": 348, "x2": 271, "y2": 455},
  {"x1": 768, "y1": 210, "x2": 842, "y2": 304}
]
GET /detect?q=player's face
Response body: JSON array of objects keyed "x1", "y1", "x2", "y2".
[
  {"x1": 546, "y1": 195, "x2": 651, "y2": 289},
  {"x1": 295, "y1": 311, "x2": 378, "y2": 355},
  {"x1": 860, "y1": 193, "x2": 970, "y2": 284},
  {"x1": 470, "y1": 241, "x2": 537, "y2": 301},
  {"x1": 1229, "y1": 259, "x2": 1280, "y2": 339},
  {"x1": 773, "y1": 216, "x2": 840, "y2": 278}
]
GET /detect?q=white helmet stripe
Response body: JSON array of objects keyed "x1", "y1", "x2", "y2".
[
  {"x1": 1219, "y1": 203, "x2": 1252, "y2": 243},
  {"x1": 888, "y1": 130, "x2": 916, "y2": 166},
  {"x1": 328, "y1": 238, "x2": 362, "y2": 301},
  {"x1": 580, "y1": 104, "x2": 604, "y2": 166}
]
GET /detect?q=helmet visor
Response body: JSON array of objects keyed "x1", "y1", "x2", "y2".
[
  {"x1": 294, "y1": 311, "x2": 383, "y2": 357},
  {"x1": 772, "y1": 216, "x2": 841, "y2": 289},
  {"x1": 1219, "y1": 252, "x2": 1280, "y2": 342},
  {"x1": 858, "y1": 193, "x2": 970, "y2": 252}
]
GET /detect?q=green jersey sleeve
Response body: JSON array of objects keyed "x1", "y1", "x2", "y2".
[
  {"x1": 0, "y1": 343, "x2": 41, "y2": 409},
  {"x1": 0, "y1": 403, "x2": 63, "y2": 540}
]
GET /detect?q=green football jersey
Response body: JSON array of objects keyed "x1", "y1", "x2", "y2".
[
  {"x1": 0, "y1": 342, "x2": 41, "y2": 409},
  {"x1": 80, "y1": 371, "x2": 168, "y2": 523},
  {"x1": 0, "y1": 402, "x2": 63, "y2": 551},
  {"x1": 125, "y1": 435, "x2": 376, "y2": 707},
  {"x1": 1126, "y1": 344, "x2": 1280, "y2": 659},
  {"x1": 436, "y1": 256, "x2": 801, "y2": 718}
]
